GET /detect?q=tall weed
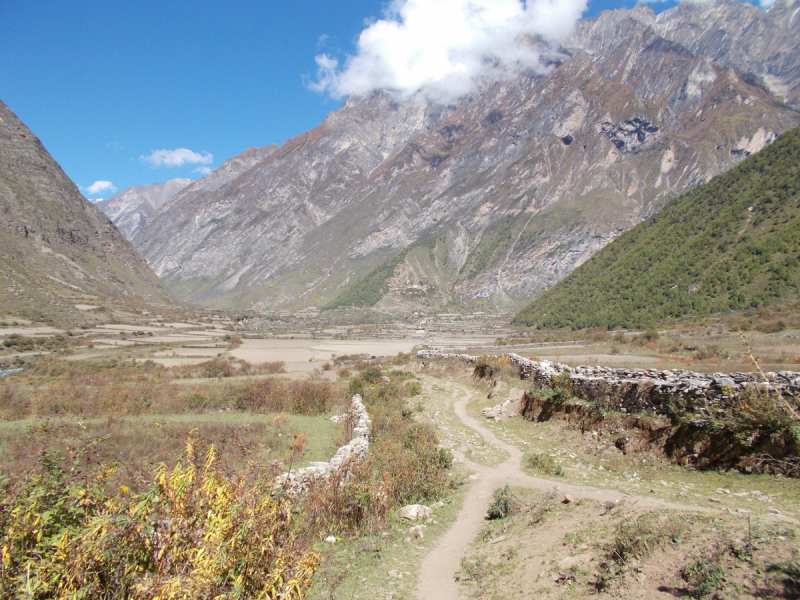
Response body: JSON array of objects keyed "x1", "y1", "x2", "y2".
[{"x1": 0, "y1": 436, "x2": 319, "y2": 599}]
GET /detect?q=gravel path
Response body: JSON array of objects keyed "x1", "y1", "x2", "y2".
[{"x1": 415, "y1": 380, "x2": 720, "y2": 600}]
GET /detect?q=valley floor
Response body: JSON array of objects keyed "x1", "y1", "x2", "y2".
[{"x1": 2, "y1": 309, "x2": 799, "y2": 598}]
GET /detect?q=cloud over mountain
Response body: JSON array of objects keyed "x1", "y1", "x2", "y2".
[
  {"x1": 82, "y1": 180, "x2": 117, "y2": 197},
  {"x1": 310, "y1": 0, "x2": 587, "y2": 102},
  {"x1": 140, "y1": 148, "x2": 213, "y2": 168}
]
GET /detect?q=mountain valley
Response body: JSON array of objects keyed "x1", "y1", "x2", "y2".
[{"x1": 130, "y1": 0, "x2": 800, "y2": 315}]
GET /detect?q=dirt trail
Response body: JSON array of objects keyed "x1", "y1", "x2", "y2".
[{"x1": 415, "y1": 381, "x2": 719, "y2": 600}]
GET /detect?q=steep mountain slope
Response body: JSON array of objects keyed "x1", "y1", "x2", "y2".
[
  {"x1": 0, "y1": 100, "x2": 175, "y2": 324},
  {"x1": 135, "y1": 0, "x2": 800, "y2": 314},
  {"x1": 97, "y1": 178, "x2": 190, "y2": 240},
  {"x1": 513, "y1": 123, "x2": 800, "y2": 329}
]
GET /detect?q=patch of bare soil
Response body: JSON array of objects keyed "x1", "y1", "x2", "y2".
[
  {"x1": 458, "y1": 491, "x2": 799, "y2": 599},
  {"x1": 415, "y1": 377, "x2": 799, "y2": 600}
]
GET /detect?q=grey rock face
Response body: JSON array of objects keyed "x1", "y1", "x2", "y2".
[
  {"x1": 97, "y1": 178, "x2": 190, "y2": 240},
  {"x1": 103, "y1": 144, "x2": 279, "y2": 244},
  {"x1": 136, "y1": 0, "x2": 800, "y2": 313}
]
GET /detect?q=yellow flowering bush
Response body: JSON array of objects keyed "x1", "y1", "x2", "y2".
[{"x1": 0, "y1": 435, "x2": 319, "y2": 599}]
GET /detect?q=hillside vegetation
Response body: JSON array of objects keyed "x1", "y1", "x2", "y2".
[
  {"x1": 322, "y1": 250, "x2": 410, "y2": 310},
  {"x1": 0, "y1": 100, "x2": 175, "y2": 326},
  {"x1": 514, "y1": 124, "x2": 800, "y2": 329}
]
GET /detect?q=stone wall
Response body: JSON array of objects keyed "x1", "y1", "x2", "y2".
[
  {"x1": 278, "y1": 394, "x2": 371, "y2": 493},
  {"x1": 417, "y1": 350, "x2": 800, "y2": 417}
]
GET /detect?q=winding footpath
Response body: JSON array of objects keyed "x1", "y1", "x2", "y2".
[{"x1": 415, "y1": 381, "x2": 750, "y2": 600}]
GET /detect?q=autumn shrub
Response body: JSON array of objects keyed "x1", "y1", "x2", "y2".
[
  {"x1": 758, "y1": 319, "x2": 787, "y2": 333},
  {"x1": 472, "y1": 355, "x2": 518, "y2": 380},
  {"x1": 7, "y1": 361, "x2": 334, "y2": 419},
  {"x1": 290, "y1": 380, "x2": 334, "y2": 415},
  {"x1": 608, "y1": 512, "x2": 686, "y2": 565},
  {"x1": 682, "y1": 555, "x2": 728, "y2": 598},
  {"x1": 404, "y1": 380, "x2": 422, "y2": 396},
  {"x1": 240, "y1": 360, "x2": 287, "y2": 375},
  {"x1": 224, "y1": 334, "x2": 243, "y2": 349},
  {"x1": 173, "y1": 358, "x2": 237, "y2": 378},
  {"x1": 233, "y1": 377, "x2": 289, "y2": 411},
  {"x1": 692, "y1": 384, "x2": 800, "y2": 475},
  {"x1": 358, "y1": 416, "x2": 452, "y2": 505},
  {"x1": 472, "y1": 356, "x2": 494, "y2": 380},
  {"x1": 594, "y1": 512, "x2": 687, "y2": 591},
  {"x1": 524, "y1": 452, "x2": 564, "y2": 476},
  {"x1": 340, "y1": 369, "x2": 454, "y2": 513},
  {"x1": 332, "y1": 353, "x2": 369, "y2": 365},
  {"x1": 0, "y1": 435, "x2": 319, "y2": 599},
  {"x1": 231, "y1": 378, "x2": 333, "y2": 415},
  {"x1": 0, "y1": 379, "x2": 28, "y2": 420},
  {"x1": 299, "y1": 469, "x2": 392, "y2": 536},
  {"x1": 693, "y1": 344, "x2": 729, "y2": 360},
  {"x1": 487, "y1": 485, "x2": 513, "y2": 520},
  {"x1": 361, "y1": 365, "x2": 383, "y2": 383}
]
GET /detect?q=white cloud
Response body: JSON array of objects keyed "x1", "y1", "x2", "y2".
[
  {"x1": 310, "y1": 0, "x2": 588, "y2": 102},
  {"x1": 140, "y1": 148, "x2": 213, "y2": 168},
  {"x1": 82, "y1": 180, "x2": 117, "y2": 196},
  {"x1": 193, "y1": 166, "x2": 213, "y2": 175}
]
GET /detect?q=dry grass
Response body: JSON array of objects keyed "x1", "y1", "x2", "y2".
[{"x1": 0, "y1": 360, "x2": 334, "y2": 420}]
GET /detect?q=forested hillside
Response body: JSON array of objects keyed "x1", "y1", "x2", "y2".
[{"x1": 513, "y1": 124, "x2": 800, "y2": 329}]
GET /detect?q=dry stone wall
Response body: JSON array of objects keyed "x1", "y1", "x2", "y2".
[
  {"x1": 417, "y1": 350, "x2": 800, "y2": 418},
  {"x1": 278, "y1": 394, "x2": 371, "y2": 493}
]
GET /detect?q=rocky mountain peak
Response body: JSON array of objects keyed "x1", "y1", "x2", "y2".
[{"x1": 133, "y1": 2, "x2": 800, "y2": 314}]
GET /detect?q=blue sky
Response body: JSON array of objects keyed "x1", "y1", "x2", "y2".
[{"x1": 0, "y1": 0, "x2": 700, "y2": 200}]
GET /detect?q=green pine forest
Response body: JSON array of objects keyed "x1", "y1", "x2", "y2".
[{"x1": 513, "y1": 124, "x2": 800, "y2": 330}]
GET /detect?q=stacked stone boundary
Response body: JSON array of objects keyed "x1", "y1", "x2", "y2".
[
  {"x1": 278, "y1": 394, "x2": 371, "y2": 492},
  {"x1": 416, "y1": 350, "x2": 800, "y2": 416}
]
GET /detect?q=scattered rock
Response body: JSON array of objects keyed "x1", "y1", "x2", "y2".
[
  {"x1": 325, "y1": 536, "x2": 337, "y2": 543},
  {"x1": 562, "y1": 494, "x2": 574, "y2": 504},
  {"x1": 429, "y1": 501, "x2": 445, "y2": 510},
  {"x1": 278, "y1": 394, "x2": 371, "y2": 493},
  {"x1": 418, "y1": 351, "x2": 800, "y2": 419},
  {"x1": 398, "y1": 504, "x2": 433, "y2": 521}
]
